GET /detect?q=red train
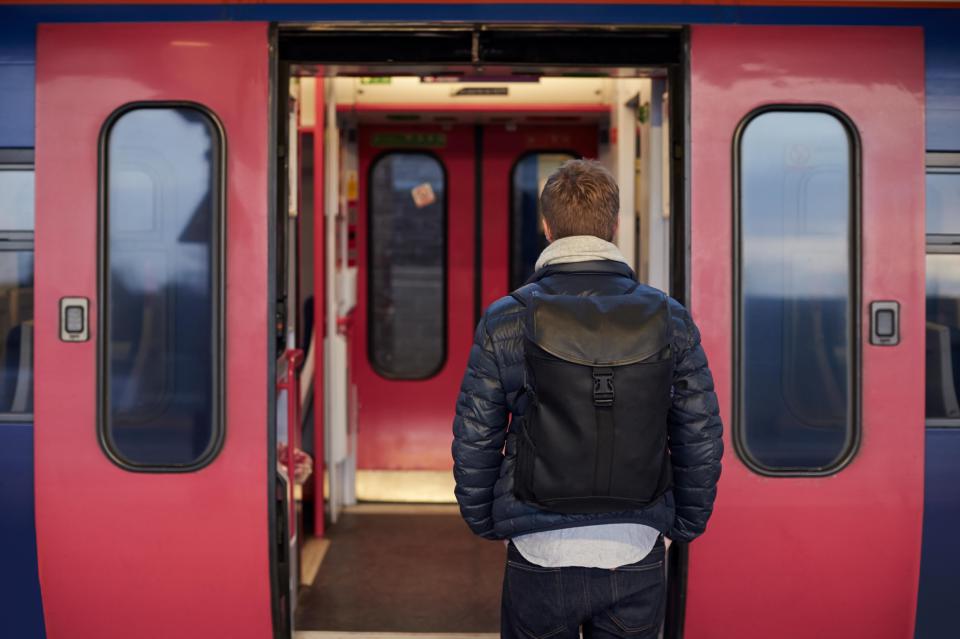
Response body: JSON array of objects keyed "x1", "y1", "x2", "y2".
[{"x1": 0, "y1": 3, "x2": 958, "y2": 638}]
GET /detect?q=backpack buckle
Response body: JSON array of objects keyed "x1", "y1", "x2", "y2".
[{"x1": 592, "y1": 368, "x2": 615, "y2": 406}]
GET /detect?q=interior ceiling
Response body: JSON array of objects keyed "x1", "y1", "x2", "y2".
[{"x1": 293, "y1": 76, "x2": 651, "y2": 125}]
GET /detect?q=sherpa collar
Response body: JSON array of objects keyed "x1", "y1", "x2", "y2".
[{"x1": 534, "y1": 235, "x2": 630, "y2": 271}]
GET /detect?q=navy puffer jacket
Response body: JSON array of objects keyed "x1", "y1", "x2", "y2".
[{"x1": 452, "y1": 260, "x2": 723, "y2": 542}]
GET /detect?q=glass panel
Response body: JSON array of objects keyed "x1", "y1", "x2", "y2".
[
  {"x1": 927, "y1": 170, "x2": 960, "y2": 235},
  {"x1": 369, "y1": 153, "x2": 445, "y2": 379},
  {"x1": 0, "y1": 251, "x2": 33, "y2": 414},
  {"x1": 103, "y1": 107, "x2": 221, "y2": 467},
  {"x1": 738, "y1": 110, "x2": 855, "y2": 471},
  {"x1": 0, "y1": 169, "x2": 35, "y2": 231},
  {"x1": 926, "y1": 254, "x2": 960, "y2": 421},
  {"x1": 511, "y1": 153, "x2": 575, "y2": 289}
]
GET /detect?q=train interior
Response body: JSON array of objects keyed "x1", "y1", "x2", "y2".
[{"x1": 274, "y1": 32, "x2": 684, "y2": 633}]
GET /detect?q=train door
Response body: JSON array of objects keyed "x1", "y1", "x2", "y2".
[
  {"x1": 687, "y1": 26, "x2": 925, "y2": 637},
  {"x1": 352, "y1": 123, "x2": 599, "y2": 488},
  {"x1": 34, "y1": 23, "x2": 277, "y2": 638},
  {"x1": 354, "y1": 125, "x2": 476, "y2": 475}
]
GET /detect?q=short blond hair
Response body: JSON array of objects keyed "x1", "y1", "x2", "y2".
[{"x1": 540, "y1": 159, "x2": 619, "y2": 242}]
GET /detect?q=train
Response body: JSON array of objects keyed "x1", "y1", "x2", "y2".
[{"x1": 0, "y1": 1, "x2": 958, "y2": 638}]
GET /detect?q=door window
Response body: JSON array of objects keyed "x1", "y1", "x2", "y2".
[
  {"x1": 735, "y1": 108, "x2": 859, "y2": 473},
  {"x1": 368, "y1": 152, "x2": 446, "y2": 379},
  {"x1": 510, "y1": 152, "x2": 575, "y2": 289},
  {"x1": 100, "y1": 105, "x2": 224, "y2": 469}
]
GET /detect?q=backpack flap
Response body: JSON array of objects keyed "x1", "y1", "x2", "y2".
[{"x1": 526, "y1": 289, "x2": 671, "y2": 366}]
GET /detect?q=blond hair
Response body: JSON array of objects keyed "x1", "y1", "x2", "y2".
[{"x1": 540, "y1": 159, "x2": 619, "y2": 242}]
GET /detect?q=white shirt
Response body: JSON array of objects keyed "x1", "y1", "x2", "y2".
[{"x1": 512, "y1": 523, "x2": 661, "y2": 569}]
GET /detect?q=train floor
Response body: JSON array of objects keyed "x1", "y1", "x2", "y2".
[{"x1": 295, "y1": 504, "x2": 503, "y2": 635}]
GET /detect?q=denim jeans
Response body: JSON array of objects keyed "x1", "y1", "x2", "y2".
[{"x1": 501, "y1": 536, "x2": 666, "y2": 638}]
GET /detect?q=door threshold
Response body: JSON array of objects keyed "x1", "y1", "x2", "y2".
[{"x1": 342, "y1": 503, "x2": 460, "y2": 515}]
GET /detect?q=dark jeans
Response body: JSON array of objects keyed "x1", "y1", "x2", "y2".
[{"x1": 501, "y1": 537, "x2": 666, "y2": 639}]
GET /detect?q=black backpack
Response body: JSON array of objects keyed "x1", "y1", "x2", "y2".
[{"x1": 511, "y1": 279, "x2": 674, "y2": 514}]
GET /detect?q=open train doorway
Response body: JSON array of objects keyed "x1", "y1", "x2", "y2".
[{"x1": 273, "y1": 26, "x2": 686, "y2": 636}]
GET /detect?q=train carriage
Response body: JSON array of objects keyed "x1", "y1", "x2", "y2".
[{"x1": 0, "y1": 2, "x2": 958, "y2": 638}]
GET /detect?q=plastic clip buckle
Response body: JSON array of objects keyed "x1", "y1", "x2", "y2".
[{"x1": 592, "y1": 368, "x2": 615, "y2": 406}]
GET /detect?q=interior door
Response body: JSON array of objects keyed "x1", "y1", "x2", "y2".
[
  {"x1": 482, "y1": 124, "x2": 599, "y2": 304},
  {"x1": 35, "y1": 23, "x2": 275, "y2": 638},
  {"x1": 355, "y1": 125, "x2": 475, "y2": 471},
  {"x1": 688, "y1": 26, "x2": 925, "y2": 637}
]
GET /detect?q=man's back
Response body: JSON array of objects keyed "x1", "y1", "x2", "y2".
[
  {"x1": 450, "y1": 159, "x2": 722, "y2": 638},
  {"x1": 453, "y1": 257, "x2": 722, "y2": 544}
]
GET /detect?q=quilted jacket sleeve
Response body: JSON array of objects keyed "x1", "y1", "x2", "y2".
[
  {"x1": 667, "y1": 301, "x2": 724, "y2": 543},
  {"x1": 452, "y1": 312, "x2": 509, "y2": 539}
]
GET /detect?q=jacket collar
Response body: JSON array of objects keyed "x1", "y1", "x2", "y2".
[{"x1": 526, "y1": 259, "x2": 636, "y2": 284}]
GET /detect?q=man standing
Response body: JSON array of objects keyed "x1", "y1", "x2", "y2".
[{"x1": 452, "y1": 159, "x2": 723, "y2": 638}]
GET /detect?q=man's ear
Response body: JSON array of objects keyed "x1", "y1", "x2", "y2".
[{"x1": 542, "y1": 218, "x2": 554, "y2": 243}]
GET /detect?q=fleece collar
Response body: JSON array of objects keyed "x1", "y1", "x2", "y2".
[{"x1": 534, "y1": 235, "x2": 630, "y2": 271}]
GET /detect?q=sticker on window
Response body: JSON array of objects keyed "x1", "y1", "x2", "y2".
[{"x1": 411, "y1": 182, "x2": 436, "y2": 208}]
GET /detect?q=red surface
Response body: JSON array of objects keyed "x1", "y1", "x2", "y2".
[
  {"x1": 34, "y1": 23, "x2": 274, "y2": 638},
  {"x1": 353, "y1": 125, "x2": 598, "y2": 470},
  {"x1": 481, "y1": 125, "x2": 598, "y2": 307},
  {"x1": 354, "y1": 126, "x2": 475, "y2": 470},
  {"x1": 687, "y1": 26, "x2": 925, "y2": 638},
  {"x1": 311, "y1": 76, "x2": 325, "y2": 537}
]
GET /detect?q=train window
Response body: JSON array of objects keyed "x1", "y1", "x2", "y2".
[
  {"x1": 926, "y1": 168, "x2": 960, "y2": 236},
  {"x1": 510, "y1": 152, "x2": 575, "y2": 289},
  {"x1": 100, "y1": 105, "x2": 224, "y2": 470},
  {"x1": 368, "y1": 152, "x2": 446, "y2": 379},
  {"x1": 925, "y1": 158, "x2": 960, "y2": 425},
  {"x1": 0, "y1": 168, "x2": 34, "y2": 231},
  {"x1": 0, "y1": 251, "x2": 33, "y2": 416},
  {"x1": 0, "y1": 161, "x2": 34, "y2": 418},
  {"x1": 735, "y1": 108, "x2": 859, "y2": 474}
]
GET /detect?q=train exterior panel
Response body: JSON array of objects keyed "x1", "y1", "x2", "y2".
[
  {"x1": 0, "y1": 2, "x2": 957, "y2": 638},
  {"x1": 34, "y1": 22, "x2": 274, "y2": 639},
  {"x1": 688, "y1": 24, "x2": 925, "y2": 638}
]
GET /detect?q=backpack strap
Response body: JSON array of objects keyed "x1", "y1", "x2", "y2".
[{"x1": 509, "y1": 282, "x2": 543, "y2": 307}]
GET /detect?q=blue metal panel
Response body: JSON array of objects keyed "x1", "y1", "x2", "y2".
[
  {"x1": 0, "y1": 64, "x2": 35, "y2": 149},
  {"x1": 925, "y1": 24, "x2": 960, "y2": 151},
  {"x1": 916, "y1": 428, "x2": 960, "y2": 638},
  {"x1": 0, "y1": 18, "x2": 36, "y2": 148},
  {"x1": 0, "y1": 423, "x2": 46, "y2": 638},
  {"x1": 0, "y1": 4, "x2": 956, "y2": 28}
]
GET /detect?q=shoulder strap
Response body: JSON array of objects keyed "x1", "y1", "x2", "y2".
[{"x1": 510, "y1": 282, "x2": 543, "y2": 307}]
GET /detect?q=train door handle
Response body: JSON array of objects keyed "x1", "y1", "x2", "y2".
[
  {"x1": 59, "y1": 297, "x2": 90, "y2": 342},
  {"x1": 870, "y1": 301, "x2": 900, "y2": 346}
]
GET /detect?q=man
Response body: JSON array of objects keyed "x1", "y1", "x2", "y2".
[{"x1": 452, "y1": 159, "x2": 723, "y2": 638}]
